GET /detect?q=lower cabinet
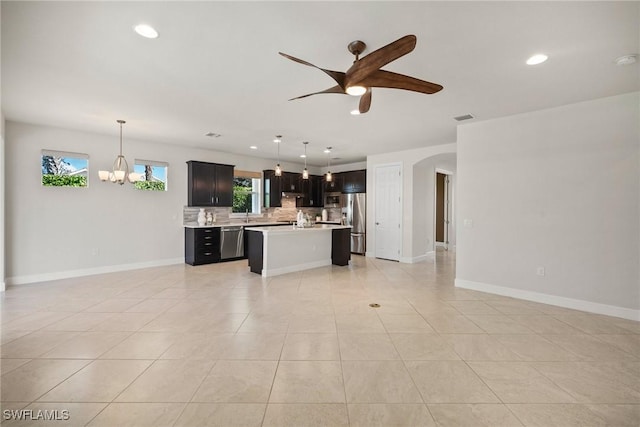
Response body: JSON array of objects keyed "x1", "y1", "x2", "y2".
[
  {"x1": 331, "y1": 228, "x2": 351, "y2": 266},
  {"x1": 185, "y1": 227, "x2": 221, "y2": 265}
]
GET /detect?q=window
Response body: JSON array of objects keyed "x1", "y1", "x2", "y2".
[
  {"x1": 41, "y1": 150, "x2": 89, "y2": 187},
  {"x1": 133, "y1": 159, "x2": 168, "y2": 191},
  {"x1": 232, "y1": 170, "x2": 261, "y2": 214}
]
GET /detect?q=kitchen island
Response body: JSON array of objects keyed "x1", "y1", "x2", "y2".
[{"x1": 245, "y1": 224, "x2": 351, "y2": 277}]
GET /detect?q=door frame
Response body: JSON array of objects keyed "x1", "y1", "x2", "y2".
[
  {"x1": 435, "y1": 168, "x2": 453, "y2": 251},
  {"x1": 374, "y1": 162, "x2": 403, "y2": 261}
]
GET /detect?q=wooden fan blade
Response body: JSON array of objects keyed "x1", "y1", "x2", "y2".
[
  {"x1": 359, "y1": 89, "x2": 372, "y2": 114},
  {"x1": 288, "y1": 85, "x2": 346, "y2": 101},
  {"x1": 360, "y1": 70, "x2": 443, "y2": 94},
  {"x1": 345, "y1": 35, "x2": 416, "y2": 85},
  {"x1": 279, "y1": 52, "x2": 345, "y2": 88}
]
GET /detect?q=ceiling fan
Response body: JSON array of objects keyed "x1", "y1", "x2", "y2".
[{"x1": 279, "y1": 35, "x2": 443, "y2": 114}]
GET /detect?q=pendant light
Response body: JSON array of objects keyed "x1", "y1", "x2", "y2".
[
  {"x1": 98, "y1": 120, "x2": 140, "y2": 185},
  {"x1": 325, "y1": 147, "x2": 332, "y2": 182},
  {"x1": 302, "y1": 141, "x2": 309, "y2": 180},
  {"x1": 274, "y1": 135, "x2": 282, "y2": 176}
]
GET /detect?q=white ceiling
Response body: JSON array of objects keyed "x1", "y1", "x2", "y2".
[{"x1": 2, "y1": 1, "x2": 638, "y2": 166}]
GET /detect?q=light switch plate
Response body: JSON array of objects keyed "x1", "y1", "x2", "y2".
[{"x1": 463, "y1": 219, "x2": 473, "y2": 228}]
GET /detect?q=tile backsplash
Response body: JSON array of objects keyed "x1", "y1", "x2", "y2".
[{"x1": 183, "y1": 199, "x2": 343, "y2": 225}]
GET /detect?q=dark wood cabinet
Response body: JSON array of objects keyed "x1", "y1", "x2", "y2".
[
  {"x1": 311, "y1": 175, "x2": 324, "y2": 207},
  {"x1": 342, "y1": 169, "x2": 366, "y2": 193},
  {"x1": 263, "y1": 170, "x2": 282, "y2": 208},
  {"x1": 323, "y1": 170, "x2": 367, "y2": 194},
  {"x1": 185, "y1": 227, "x2": 221, "y2": 265},
  {"x1": 295, "y1": 174, "x2": 324, "y2": 207},
  {"x1": 283, "y1": 172, "x2": 301, "y2": 193},
  {"x1": 324, "y1": 173, "x2": 343, "y2": 192},
  {"x1": 264, "y1": 170, "x2": 325, "y2": 208},
  {"x1": 214, "y1": 164, "x2": 234, "y2": 206},
  {"x1": 332, "y1": 228, "x2": 351, "y2": 266},
  {"x1": 187, "y1": 161, "x2": 234, "y2": 207}
]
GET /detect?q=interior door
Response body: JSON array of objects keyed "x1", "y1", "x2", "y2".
[
  {"x1": 375, "y1": 164, "x2": 401, "y2": 261},
  {"x1": 436, "y1": 173, "x2": 446, "y2": 243}
]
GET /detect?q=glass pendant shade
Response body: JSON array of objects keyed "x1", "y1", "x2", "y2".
[
  {"x1": 325, "y1": 147, "x2": 332, "y2": 182},
  {"x1": 303, "y1": 168, "x2": 309, "y2": 180},
  {"x1": 274, "y1": 135, "x2": 283, "y2": 176}
]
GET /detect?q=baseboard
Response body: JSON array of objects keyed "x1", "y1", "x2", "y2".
[
  {"x1": 400, "y1": 251, "x2": 434, "y2": 264},
  {"x1": 455, "y1": 278, "x2": 640, "y2": 321},
  {"x1": 6, "y1": 258, "x2": 184, "y2": 286}
]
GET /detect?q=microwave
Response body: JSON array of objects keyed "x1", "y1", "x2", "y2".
[{"x1": 324, "y1": 192, "x2": 342, "y2": 208}]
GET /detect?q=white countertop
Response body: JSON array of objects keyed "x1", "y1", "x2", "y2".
[
  {"x1": 184, "y1": 221, "x2": 290, "y2": 229},
  {"x1": 245, "y1": 224, "x2": 351, "y2": 233}
]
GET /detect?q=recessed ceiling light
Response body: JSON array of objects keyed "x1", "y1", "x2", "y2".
[
  {"x1": 134, "y1": 24, "x2": 159, "y2": 39},
  {"x1": 526, "y1": 54, "x2": 548, "y2": 65},
  {"x1": 350, "y1": 109, "x2": 361, "y2": 116},
  {"x1": 300, "y1": 154, "x2": 306, "y2": 158},
  {"x1": 204, "y1": 132, "x2": 221, "y2": 138},
  {"x1": 323, "y1": 148, "x2": 331, "y2": 154},
  {"x1": 250, "y1": 146, "x2": 258, "y2": 150},
  {"x1": 615, "y1": 54, "x2": 637, "y2": 66}
]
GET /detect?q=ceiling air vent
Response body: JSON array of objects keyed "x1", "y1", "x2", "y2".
[{"x1": 454, "y1": 114, "x2": 475, "y2": 122}]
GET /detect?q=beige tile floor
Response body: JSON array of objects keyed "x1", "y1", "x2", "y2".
[{"x1": 1, "y1": 250, "x2": 639, "y2": 426}]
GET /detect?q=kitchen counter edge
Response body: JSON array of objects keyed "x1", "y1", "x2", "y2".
[{"x1": 184, "y1": 221, "x2": 290, "y2": 229}]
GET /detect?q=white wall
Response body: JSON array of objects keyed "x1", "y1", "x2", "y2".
[
  {"x1": 412, "y1": 154, "x2": 456, "y2": 259},
  {"x1": 319, "y1": 161, "x2": 367, "y2": 175},
  {"x1": 1, "y1": 111, "x2": 5, "y2": 291},
  {"x1": 5, "y1": 121, "x2": 318, "y2": 284},
  {"x1": 367, "y1": 143, "x2": 456, "y2": 262},
  {"x1": 456, "y1": 92, "x2": 640, "y2": 320}
]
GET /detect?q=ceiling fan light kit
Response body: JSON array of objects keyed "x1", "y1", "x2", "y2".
[
  {"x1": 279, "y1": 34, "x2": 443, "y2": 114},
  {"x1": 346, "y1": 85, "x2": 367, "y2": 96}
]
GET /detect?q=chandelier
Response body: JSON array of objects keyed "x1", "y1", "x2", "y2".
[{"x1": 98, "y1": 120, "x2": 141, "y2": 185}]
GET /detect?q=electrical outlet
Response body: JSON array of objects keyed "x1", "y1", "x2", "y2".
[
  {"x1": 91, "y1": 248, "x2": 99, "y2": 256},
  {"x1": 536, "y1": 267, "x2": 545, "y2": 276},
  {"x1": 463, "y1": 219, "x2": 473, "y2": 228}
]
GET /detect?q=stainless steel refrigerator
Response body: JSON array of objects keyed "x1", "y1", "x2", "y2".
[{"x1": 342, "y1": 193, "x2": 366, "y2": 254}]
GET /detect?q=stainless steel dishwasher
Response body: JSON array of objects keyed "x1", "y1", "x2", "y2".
[{"x1": 220, "y1": 226, "x2": 244, "y2": 260}]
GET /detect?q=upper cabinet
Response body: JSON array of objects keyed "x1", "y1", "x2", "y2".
[
  {"x1": 298, "y1": 174, "x2": 323, "y2": 207},
  {"x1": 263, "y1": 169, "x2": 282, "y2": 208},
  {"x1": 342, "y1": 169, "x2": 366, "y2": 193},
  {"x1": 324, "y1": 170, "x2": 366, "y2": 194},
  {"x1": 187, "y1": 161, "x2": 234, "y2": 207},
  {"x1": 264, "y1": 170, "x2": 325, "y2": 208},
  {"x1": 324, "y1": 173, "x2": 343, "y2": 192}
]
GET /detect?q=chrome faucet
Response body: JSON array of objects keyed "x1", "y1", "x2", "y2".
[{"x1": 245, "y1": 209, "x2": 250, "y2": 223}]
